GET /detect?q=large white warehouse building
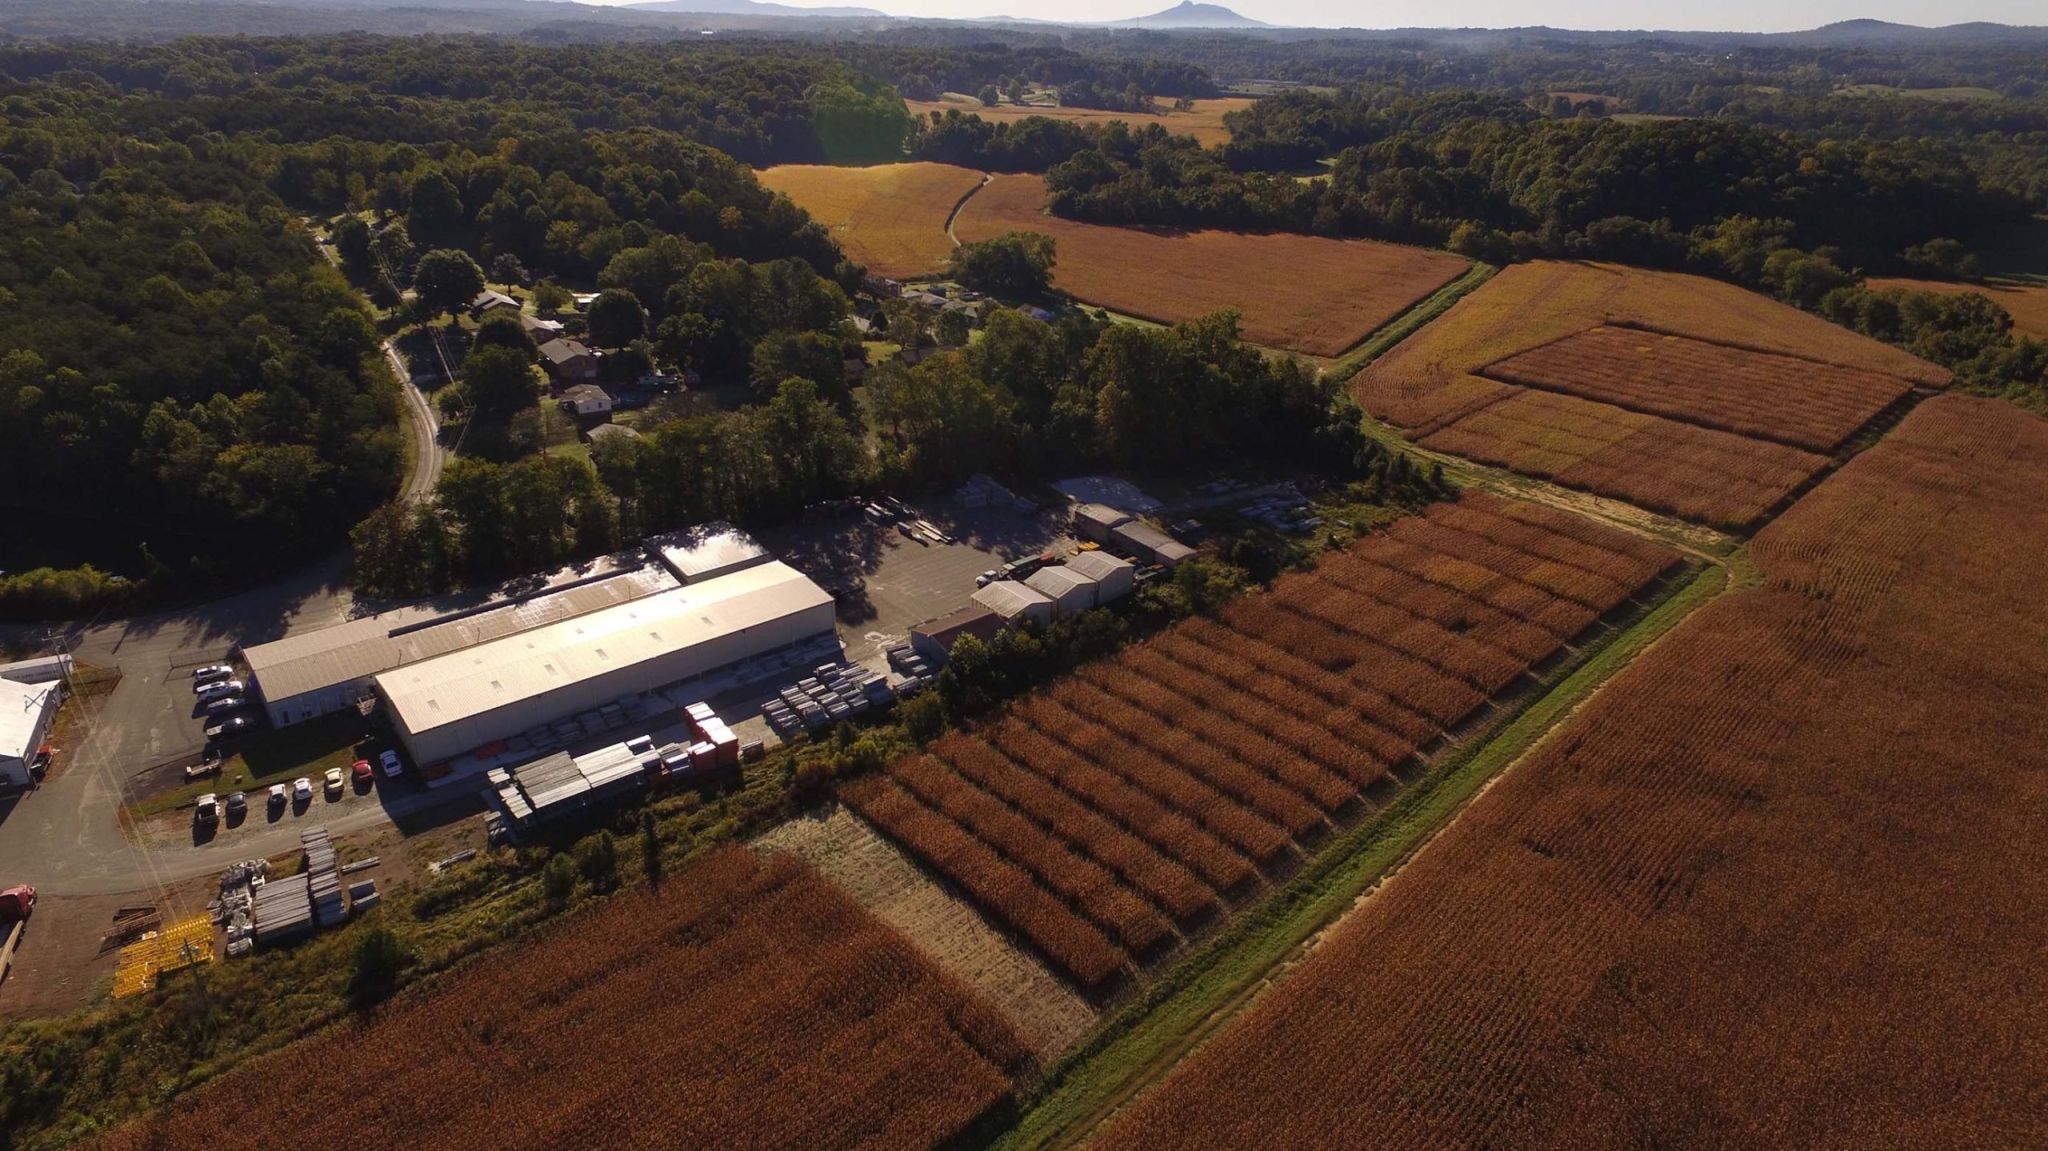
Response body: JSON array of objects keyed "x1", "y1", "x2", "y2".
[
  {"x1": 243, "y1": 561, "x2": 679, "y2": 728},
  {"x1": 374, "y1": 560, "x2": 835, "y2": 766}
]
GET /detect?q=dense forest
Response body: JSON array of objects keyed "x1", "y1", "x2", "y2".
[{"x1": 2, "y1": 29, "x2": 2044, "y2": 615}]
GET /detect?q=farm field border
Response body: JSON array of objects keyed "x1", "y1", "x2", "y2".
[
  {"x1": 1359, "y1": 415, "x2": 1740, "y2": 561},
  {"x1": 980, "y1": 558, "x2": 1728, "y2": 1151},
  {"x1": 1320, "y1": 262, "x2": 1498, "y2": 379}
]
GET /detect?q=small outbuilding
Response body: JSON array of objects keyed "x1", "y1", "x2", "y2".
[
  {"x1": 469, "y1": 289, "x2": 521, "y2": 320},
  {"x1": 1111, "y1": 520, "x2": 1196, "y2": 569},
  {"x1": 583, "y1": 422, "x2": 641, "y2": 447},
  {"x1": 1025, "y1": 566, "x2": 1095, "y2": 618},
  {"x1": 971, "y1": 581, "x2": 1055, "y2": 630},
  {"x1": 559, "y1": 383, "x2": 612, "y2": 417},
  {"x1": 911, "y1": 605, "x2": 1006, "y2": 665},
  {"x1": 0, "y1": 677, "x2": 61, "y2": 789},
  {"x1": 1072, "y1": 503, "x2": 1132, "y2": 544},
  {"x1": 1065, "y1": 550, "x2": 1136, "y2": 603}
]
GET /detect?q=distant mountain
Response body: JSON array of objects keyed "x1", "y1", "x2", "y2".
[
  {"x1": 1120, "y1": 2, "x2": 1266, "y2": 29},
  {"x1": 628, "y1": 0, "x2": 884, "y2": 17}
]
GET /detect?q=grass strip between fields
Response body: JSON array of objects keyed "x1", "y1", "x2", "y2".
[
  {"x1": 983, "y1": 557, "x2": 1730, "y2": 1151},
  {"x1": 1322, "y1": 261, "x2": 1497, "y2": 380}
]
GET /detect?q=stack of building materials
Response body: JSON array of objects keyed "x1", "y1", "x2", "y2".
[
  {"x1": 955, "y1": 474, "x2": 1038, "y2": 514},
  {"x1": 251, "y1": 873, "x2": 314, "y2": 947},
  {"x1": 763, "y1": 662, "x2": 893, "y2": 737},
  {"x1": 1024, "y1": 566, "x2": 1096, "y2": 618},
  {"x1": 111, "y1": 914, "x2": 214, "y2": 998},
  {"x1": 1110, "y1": 519, "x2": 1197, "y2": 569},
  {"x1": 1065, "y1": 551, "x2": 1137, "y2": 603},
  {"x1": 302, "y1": 827, "x2": 348, "y2": 929},
  {"x1": 348, "y1": 880, "x2": 381, "y2": 913},
  {"x1": 972, "y1": 581, "x2": 1057, "y2": 629},
  {"x1": 1072, "y1": 503, "x2": 1132, "y2": 543}
]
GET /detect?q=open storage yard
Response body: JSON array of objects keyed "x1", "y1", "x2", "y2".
[
  {"x1": 842, "y1": 492, "x2": 1678, "y2": 993},
  {"x1": 951, "y1": 174, "x2": 1471, "y2": 356},
  {"x1": 906, "y1": 96, "x2": 1257, "y2": 149},
  {"x1": 89, "y1": 849, "x2": 1028, "y2": 1151},
  {"x1": 758, "y1": 162, "x2": 986, "y2": 280},
  {"x1": 1091, "y1": 394, "x2": 2048, "y2": 1150},
  {"x1": 1358, "y1": 261, "x2": 1950, "y2": 530}
]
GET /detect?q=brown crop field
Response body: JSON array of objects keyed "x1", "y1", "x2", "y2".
[
  {"x1": 907, "y1": 96, "x2": 1257, "y2": 149},
  {"x1": 1358, "y1": 261, "x2": 1948, "y2": 530},
  {"x1": 1093, "y1": 393, "x2": 2048, "y2": 1151},
  {"x1": 92, "y1": 849, "x2": 1029, "y2": 1151},
  {"x1": 842, "y1": 493, "x2": 1676, "y2": 992},
  {"x1": 952, "y1": 174, "x2": 1470, "y2": 356},
  {"x1": 1484, "y1": 325, "x2": 1913, "y2": 451},
  {"x1": 1866, "y1": 276, "x2": 2048, "y2": 340},
  {"x1": 758, "y1": 161, "x2": 985, "y2": 279}
]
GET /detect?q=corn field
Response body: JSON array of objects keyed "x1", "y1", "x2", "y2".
[
  {"x1": 844, "y1": 493, "x2": 1677, "y2": 992},
  {"x1": 1092, "y1": 395, "x2": 2048, "y2": 1149}
]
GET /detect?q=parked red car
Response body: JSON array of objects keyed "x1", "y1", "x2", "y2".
[{"x1": 351, "y1": 759, "x2": 375, "y2": 787}]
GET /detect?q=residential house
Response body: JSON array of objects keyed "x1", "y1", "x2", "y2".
[
  {"x1": 558, "y1": 383, "x2": 613, "y2": 417},
  {"x1": 583, "y1": 422, "x2": 642, "y2": 448},
  {"x1": 538, "y1": 338, "x2": 601, "y2": 383}
]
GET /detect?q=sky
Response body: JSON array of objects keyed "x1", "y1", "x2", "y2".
[{"x1": 598, "y1": 0, "x2": 2043, "y2": 31}]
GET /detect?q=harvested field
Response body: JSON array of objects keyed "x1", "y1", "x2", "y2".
[
  {"x1": 1485, "y1": 325, "x2": 1913, "y2": 451},
  {"x1": 755, "y1": 804, "x2": 1096, "y2": 1059},
  {"x1": 841, "y1": 492, "x2": 1676, "y2": 992},
  {"x1": 908, "y1": 96, "x2": 1256, "y2": 149},
  {"x1": 758, "y1": 161, "x2": 985, "y2": 279},
  {"x1": 1094, "y1": 394, "x2": 2048, "y2": 1150},
  {"x1": 1866, "y1": 276, "x2": 2048, "y2": 341},
  {"x1": 952, "y1": 174, "x2": 1470, "y2": 356},
  {"x1": 93, "y1": 848, "x2": 1029, "y2": 1151},
  {"x1": 1359, "y1": 261, "x2": 1947, "y2": 530}
]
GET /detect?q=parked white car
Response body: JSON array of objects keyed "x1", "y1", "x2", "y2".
[
  {"x1": 191, "y1": 664, "x2": 234, "y2": 683},
  {"x1": 195, "y1": 679, "x2": 244, "y2": 701},
  {"x1": 292, "y1": 776, "x2": 313, "y2": 803}
]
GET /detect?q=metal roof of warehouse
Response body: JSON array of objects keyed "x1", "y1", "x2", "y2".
[
  {"x1": 1065, "y1": 551, "x2": 1135, "y2": 580},
  {"x1": 243, "y1": 560, "x2": 675, "y2": 703},
  {"x1": 375, "y1": 561, "x2": 832, "y2": 738},
  {"x1": 0, "y1": 678, "x2": 56, "y2": 759},
  {"x1": 645, "y1": 522, "x2": 769, "y2": 583}
]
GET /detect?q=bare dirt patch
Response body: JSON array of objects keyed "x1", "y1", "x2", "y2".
[{"x1": 755, "y1": 803, "x2": 1096, "y2": 1060}]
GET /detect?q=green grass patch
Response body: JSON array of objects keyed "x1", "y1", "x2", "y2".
[
  {"x1": 127, "y1": 711, "x2": 375, "y2": 819},
  {"x1": 1323, "y1": 262, "x2": 1496, "y2": 380},
  {"x1": 986, "y1": 558, "x2": 1728, "y2": 1151}
]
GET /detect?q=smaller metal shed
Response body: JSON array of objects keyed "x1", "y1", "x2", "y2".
[
  {"x1": 1072, "y1": 503, "x2": 1132, "y2": 543},
  {"x1": 1065, "y1": 551, "x2": 1136, "y2": 603},
  {"x1": 1110, "y1": 520, "x2": 1196, "y2": 569},
  {"x1": 972, "y1": 581, "x2": 1056, "y2": 630},
  {"x1": 1025, "y1": 566, "x2": 1096, "y2": 618},
  {"x1": 911, "y1": 605, "x2": 1005, "y2": 664}
]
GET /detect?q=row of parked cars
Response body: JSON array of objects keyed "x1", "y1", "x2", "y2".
[
  {"x1": 194, "y1": 750, "x2": 403, "y2": 830},
  {"x1": 191, "y1": 663, "x2": 259, "y2": 740}
]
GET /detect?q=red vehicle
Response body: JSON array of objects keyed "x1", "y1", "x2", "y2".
[
  {"x1": 0, "y1": 884, "x2": 35, "y2": 923},
  {"x1": 351, "y1": 759, "x2": 374, "y2": 787}
]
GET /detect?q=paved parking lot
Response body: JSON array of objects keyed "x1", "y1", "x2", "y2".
[{"x1": 764, "y1": 501, "x2": 1069, "y2": 668}]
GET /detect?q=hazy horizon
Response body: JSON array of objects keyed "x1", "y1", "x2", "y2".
[{"x1": 582, "y1": 0, "x2": 2044, "y2": 32}]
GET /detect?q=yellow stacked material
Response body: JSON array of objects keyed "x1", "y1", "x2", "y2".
[{"x1": 112, "y1": 914, "x2": 214, "y2": 998}]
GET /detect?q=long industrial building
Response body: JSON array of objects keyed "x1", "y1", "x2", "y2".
[{"x1": 374, "y1": 560, "x2": 835, "y2": 766}]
